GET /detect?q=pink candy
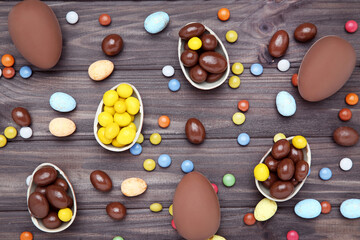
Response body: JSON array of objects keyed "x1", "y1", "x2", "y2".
[
  {"x1": 287, "y1": 230, "x2": 299, "y2": 240},
  {"x1": 345, "y1": 20, "x2": 358, "y2": 33},
  {"x1": 211, "y1": 183, "x2": 218, "y2": 194}
]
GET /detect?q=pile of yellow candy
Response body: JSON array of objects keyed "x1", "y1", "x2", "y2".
[{"x1": 97, "y1": 83, "x2": 140, "y2": 147}]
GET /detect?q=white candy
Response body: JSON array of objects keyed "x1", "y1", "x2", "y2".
[
  {"x1": 0, "y1": 68, "x2": 2, "y2": 77},
  {"x1": 20, "y1": 127, "x2": 32, "y2": 139},
  {"x1": 162, "y1": 65, "x2": 175, "y2": 77},
  {"x1": 26, "y1": 175, "x2": 32, "y2": 186},
  {"x1": 277, "y1": 59, "x2": 290, "y2": 72},
  {"x1": 340, "y1": 157, "x2": 353, "y2": 171},
  {"x1": 66, "y1": 11, "x2": 79, "y2": 24}
]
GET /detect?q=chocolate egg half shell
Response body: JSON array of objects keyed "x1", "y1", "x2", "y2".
[
  {"x1": 173, "y1": 171, "x2": 220, "y2": 240},
  {"x1": 8, "y1": 0, "x2": 62, "y2": 69}
]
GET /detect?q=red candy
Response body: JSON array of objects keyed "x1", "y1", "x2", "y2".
[
  {"x1": 99, "y1": 14, "x2": 111, "y2": 26},
  {"x1": 287, "y1": 230, "x2": 299, "y2": 240},
  {"x1": 243, "y1": 213, "x2": 256, "y2": 226},
  {"x1": 345, "y1": 20, "x2": 358, "y2": 33},
  {"x1": 211, "y1": 183, "x2": 218, "y2": 194},
  {"x1": 291, "y1": 73, "x2": 298, "y2": 87},
  {"x1": 339, "y1": 108, "x2": 352, "y2": 121},
  {"x1": 238, "y1": 100, "x2": 249, "y2": 112},
  {"x1": 321, "y1": 201, "x2": 331, "y2": 214},
  {"x1": 3, "y1": 67, "x2": 15, "y2": 79},
  {"x1": 171, "y1": 219, "x2": 176, "y2": 229}
]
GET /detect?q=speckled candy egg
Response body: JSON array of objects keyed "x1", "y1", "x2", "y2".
[
  {"x1": 294, "y1": 199, "x2": 321, "y2": 219},
  {"x1": 276, "y1": 91, "x2": 296, "y2": 117},
  {"x1": 340, "y1": 199, "x2": 360, "y2": 219},
  {"x1": 144, "y1": 11, "x2": 169, "y2": 34},
  {"x1": 50, "y1": 92, "x2": 76, "y2": 112}
]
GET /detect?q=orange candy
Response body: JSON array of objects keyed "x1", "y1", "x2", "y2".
[
  {"x1": 321, "y1": 201, "x2": 331, "y2": 214},
  {"x1": 339, "y1": 108, "x2": 352, "y2": 121},
  {"x1": 345, "y1": 93, "x2": 359, "y2": 105},
  {"x1": 99, "y1": 14, "x2": 111, "y2": 26},
  {"x1": 20, "y1": 231, "x2": 33, "y2": 240},
  {"x1": 243, "y1": 213, "x2": 256, "y2": 226},
  {"x1": 291, "y1": 73, "x2": 298, "y2": 87},
  {"x1": 217, "y1": 8, "x2": 230, "y2": 21},
  {"x1": 2, "y1": 54, "x2": 15, "y2": 67},
  {"x1": 3, "y1": 67, "x2": 15, "y2": 79},
  {"x1": 158, "y1": 115, "x2": 170, "y2": 128}
]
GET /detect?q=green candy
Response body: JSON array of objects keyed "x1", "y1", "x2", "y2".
[
  {"x1": 113, "y1": 237, "x2": 124, "y2": 240},
  {"x1": 223, "y1": 173, "x2": 236, "y2": 187}
]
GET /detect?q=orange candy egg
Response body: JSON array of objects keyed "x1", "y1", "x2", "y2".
[
  {"x1": 2, "y1": 54, "x2": 15, "y2": 67},
  {"x1": 99, "y1": 14, "x2": 111, "y2": 26},
  {"x1": 345, "y1": 93, "x2": 359, "y2": 105},
  {"x1": 20, "y1": 231, "x2": 33, "y2": 240},
  {"x1": 217, "y1": 8, "x2": 230, "y2": 21},
  {"x1": 158, "y1": 115, "x2": 170, "y2": 128}
]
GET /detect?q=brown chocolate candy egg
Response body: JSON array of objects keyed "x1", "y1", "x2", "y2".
[
  {"x1": 35, "y1": 186, "x2": 47, "y2": 196},
  {"x1": 270, "y1": 181, "x2": 294, "y2": 199},
  {"x1": 295, "y1": 160, "x2": 309, "y2": 182},
  {"x1": 181, "y1": 50, "x2": 199, "y2": 67},
  {"x1": 189, "y1": 65, "x2": 207, "y2": 83},
  {"x1": 206, "y1": 72, "x2": 223, "y2": 83},
  {"x1": 262, "y1": 172, "x2": 278, "y2": 189},
  {"x1": 90, "y1": 170, "x2": 113, "y2": 192},
  {"x1": 33, "y1": 166, "x2": 57, "y2": 186},
  {"x1": 294, "y1": 23, "x2": 317, "y2": 42},
  {"x1": 102, "y1": 34, "x2": 123, "y2": 56},
  {"x1": 46, "y1": 185, "x2": 69, "y2": 209},
  {"x1": 268, "y1": 30, "x2": 289, "y2": 58},
  {"x1": 28, "y1": 192, "x2": 49, "y2": 218},
  {"x1": 179, "y1": 23, "x2": 205, "y2": 40},
  {"x1": 264, "y1": 155, "x2": 279, "y2": 172},
  {"x1": 333, "y1": 126, "x2": 359, "y2": 147},
  {"x1": 54, "y1": 178, "x2": 68, "y2": 192},
  {"x1": 199, "y1": 52, "x2": 227, "y2": 74},
  {"x1": 173, "y1": 172, "x2": 220, "y2": 240},
  {"x1": 67, "y1": 195, "x2": 73, "y2": 208},
  {"x1": 277, "y1": 158, "x2": 295, "y2": 181},
  {"x1": 42, "y1": 211, "x2": 61, "y2": 229},
  {"x1": 106, "y1": 202, "x2": 127, "y2": 220},
  {"x1": 8, "y1": 0, "x2": 62, "y2": 69},
  {"x1": 11, "y1": 107, "x2": 31, "y2": 127},
  {"x1": 271, "y1": 139, "x2": 291, "y2": 160},
  {"x1": 201, "y1": 34, "x2": 217, "y2": 51},
  {"x1": 290, "y1": 178, "x2": 299, "y2": 186},
  {"x1": 288, "y1": 145, "x2": 304, "y2": 163},
  {"x1": 185, "y1": 118, "x2": 206, "y2": 144}
]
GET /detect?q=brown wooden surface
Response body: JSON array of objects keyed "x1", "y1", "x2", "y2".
[{"x1": 0, "y1": 0, "x2": 360, "y2": 239}]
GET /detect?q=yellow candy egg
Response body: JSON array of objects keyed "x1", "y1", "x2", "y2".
[
  {"x1": 231, "y1": 62, "x2": 244, "y2": 75},
  {"x1": 150, "y1": 133, "x2": 161, "y2": 145},
  {"x1": 188, "y1": 37, "x2": 202, "y2": 50},
  {"x1": 127, "y1": 122, "x2": 137, "y2": 131},
  {"x1": 254, "y1": 163, "x2": 270, "y2": 181},
  {"x1": 0, "y1": 135, "x2": 7, "y2": 148},
  {"x1": 208, "y1": 235, "x2": 227, "y2": 240},
  {"x1": 114, "y1": 112, "x2": 131, "y2": 127},
  {"x1": 226, "y1": 30, "x2": 238, "y2": 43},
  {"x1": 58, "y1": 208, "x2": 73, "y2": 222},
  {"x1": 232, "y1": 112, "x2": 245, "y2": 125},
  {"x1": 150, "y1": 203, "x2": 163, "y2": 212},
  {"x1": 130, "y1": 114, "x2": 135, "y2": 122},
  {"x1": 228, "y1": 76, "x2": 240, "y2": 89},
  {"x1": 103, "y1": 90, "x2": 119, "y2": 107},
  {"x1": 98, "y1": 112, "x2": 113, "y2": 127},
  {"x1": 143, "y1": 159, "x2": 156, "y2": 171},
  {"x1": 97, "y1": 127, "x2": 112, "y2": 144},
  {"x1": 125, "y1": 97, "x2": 140, "y2": 115},
  {"x1": 292, "y1": 135, "x2": 307, "y2": 149},
  {"x1": 114, "y1": 99, "x2": 126, "y2": 113},
  {"x1": 112, "y1": 138, "x2": 125, "y2": 148},
  {"x1": 136, "y1": 133, "x2": 144, "y2": 144},
  {"x1": 254, "y1": 198, "x2": 277, "y2": 221},
  {"x1": 4, "y1": 126, "x2": 17, "y2": 139},
  {"x1": 169, "y1": 204, "x2": 173, "y2": 216},
  {"x1": 117, "y1": 83, "x2": 133, "y2": 98},
  {"x1": 274, "y1": 133, "x2": 286, "y2": 142},
  {"x1": 104, "y1": 106, "x2": 116, "y2": 115},
  {"x1": 105, "y1": 122, "x2": 120, "y2": 139},
  {"x1": 117, "y1": 127, "x2": 136, "y2": 145}
]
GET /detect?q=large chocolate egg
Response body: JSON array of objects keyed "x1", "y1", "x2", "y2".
[
  {"x1": 46, "y1": 185, "x2": 69, "y2": 209},
  {"x1": 298, "y1": 36, "x2": 356, "y2": 102},
  {"x1": 28, "y1": 192, "x2": 49, "y2": 218},
  {"x1": 185, "y1": 118, "x2": 206, "y2": 144},
  {"x1": 199, "y1": 51, "x2": 227, "y2": 74},
  {"x1": 33, "y1": 166, "x2": 57, "y2": 186},
  {"x1": 8, "y1": 0, "x2": 62, "y2": 69},
  {"x1": 173, "y1": 172, "x2": 220, "y2": 240}
]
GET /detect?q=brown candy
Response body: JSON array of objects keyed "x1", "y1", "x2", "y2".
[
  {"x1": 102, "y1": 34, "x2": 123, "y2": 56},
  {"x1": 35, "y1": 186, "x2": 47, "y2": 196},
  {"x1": 28, "y1": 192, "x2": 49, "y2": 218},
  {"x1": 333, "y1": 126, "x2": 359, "y2": 147},
  {"x1": 264, "y1": 155, "x2": 279, "y2": 172},
  {"x1": 206, "y1": 72, "x2": 223, "y2": 83},
  {"x1": 185, "y1": 118, "x2": 206, "y2": 144},
  {"x1": 294, "y1": 23, "x2": 317, "y2": 42},
  {"x1": 90, "y1": 170, "x2": 112, "y2": 192},
  {"x1": 33, "y1": 167, "x2": 57, "y2": 186},
  {"x1": 290, "y1": 178, "x2": 299, "y2": 186},
  {"x1": 11, "y1": 107, "x2": 31, "y2": 127},
  {"x1": 189, "y1": 65, "x2": 207, "y2": 83},
  {"x1": 46, "y1": 185, "x2": 69, "y2": 209},
  {"x1": 270, "y1": 181, "x2": 294, "y2": 199},
  {"x1": 277, "y1": 158, "x2": 295, "y2": 181},
  {"x1": 288, "y1": 145, "x2": 304, "y2": 163},
  {"x1": 53, "y1": 178, "x2": 68, "y2": 192},
  {"x1": 295, "y1": 160, "x2": 309, "y2": 182},
  {"x1": 106, "y1": 202, "x2": 126, "y2": 220},
  {"x1": 268, "y1": 30, "x2": 289, "y2": 58},
  {"x1": 271, "y1": 139, "x2": 291, "y2": 160},
  {"x1": 181, "y1": 50, "x2": 198, "y2": 67},
  {"x1": 201, "y1": 34, "x2": 217, "y2": 51},
  {"x1": 179, "y1": 23, "x2": 205, "y2": 40},
  {"x1": 262, "y1": 172, "x2": 278, "y2": 189},
  {"x1": 199, "y1": 52, "x2": 227, "y2": 74},
  {"x1": 42, "y1": 211, "x2": 61, "y2": 229}
]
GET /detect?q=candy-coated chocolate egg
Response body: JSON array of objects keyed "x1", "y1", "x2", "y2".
[
  {"x1": 288, "y1": 145, "x2": 304, "y2": 163},
  {"x1": 201, "y1": 34, "x2": 217, "y2": 51},
  {"x1": 179, "y1": 23, "x2": 205, "y2": 40},
  {"x1": 333, "y1": 126, "x2": 359, "y2": 146},
  {"x1": 90, "y1": 170, "x2": 113, "y2": 192},
  {"x1": 54, "y1": 178, "x2": 68, "y2": 192},
  {"x1": 185, "y1": 118, "x2": 206, "y2": 144},
  {"x1": 199, "y1": 52, "x2": 227, "y2": 74},
  {"x1": 295, "y1": 160, "x2": 309, "y2": 181},
  {"x1": 106, "y1": 202, "x2": 127, "y2": 220},
  {"x1": 102, "y1": 34, "x2": 123, "y2": 56},
  {"x1": 33, "y1": 166, "x2": 57, "y2": 186},
  {"x1": 42, "y1": 211, "x2": 61, "y2": 229},
  {"x1": 189, "y1": 65, "x2": 207, "y2": 83},
  {"x1": 277, "y1": 158, "x2": 295, "y2": 181},
  {"x1": 46, "y1": 185, "x2": 69, "y2": 209},
  {"x1": 268, "y1": 30, "x2": 289, "y2": 58},
  {"x1": 262, "y1": 172, "x2": 278, "y2": 189},
  {"x1": 206, "y1": 72, "x2": 223, "y2": 83},
  {"x1": 270, "y1": 181, "x2": 294, "y2": 199},
  {"x1": 181, "y1": 50, "x2": 199, "y2": 68},
  {"x1": 271, "y1": 139, "x2": 291, "y2": 159},
  {"x1": 264, "y1": 155, "x2": 279, "y2": 172},
  {"x1": 12, "y1": 107, "x2": 31, "y2": 127},
  {"x1": 35, "y1": 186, "x2": 47, "y2": 196},
  {"x1": 28, "y1": 192, "x2": 49, "y2": 218},
  {"x1": 294, "y1": 23, "x2": 317, "y2": 42}
]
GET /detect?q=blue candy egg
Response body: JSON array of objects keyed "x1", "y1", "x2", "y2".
[
  {"x1": 144, "y1": 11, "x2": 169, "y2": 34},
  {"x1": 50, "y1": 92, "x2": 76, "y2": 112},
  {"x1": 158, "y1": 154, "x2": 171, "y2": 168},
  {"x1": 250, "y1": 63, "x2": 263, "y2": 76},
  {"x1": 181, "y1": 160, "x2": 194, "y2": 173},
  {"x1": 340, "y1": 199, "x2": 360, "y2": 219},
  {"x1": 168, "y1": 79, "x2": 180, "y2": 92},
  {"x1": 276, "y1": 91, "x2": 296, "y2": 117},
  {"x1": 294, "y1": 199, "x2": 321, "y2": 219},
  {"x1": 237, "y1": 133, "x2": 250, "y2": 146},
  {"x1": 319, "y1": 167, "x2": 332, "y2": 180},
  {"x1": 19, "y1": 66, "x2": 32, "y2": 79},
  {"x1": 130, "y1": 143, "x2": 142, "y2": 156}
]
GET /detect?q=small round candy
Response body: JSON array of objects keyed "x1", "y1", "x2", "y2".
[
  {"x1": 319, "y1": 167, "x2": 332, "y2": 181},
  {"x1": 291, "y1": 73, "x2": 298, "y2": 87},
  {"x1": 150, "y1": 203, "x2": 163, "y2": 212},
  {"x1": 274, "y1": 133, "x2": 286, "y2": 142},
  {"x1": 321, "y1": 201, "x2": 331, "y2": 214},
  {"x1": 228, "y1": 76, "x2": 240, "y2": 89},
  {"x1": 168, "y1": 79, "x2": 181, "y2": 92},
  {"x1": 136, "y1": 133, "x2": 144, "y2": 144},
  {"x1": 277, "y1": 59, "x2": 290, "y2": 72},
  {"x1": 26, "y1": 175, "x2": 32, "y2": 186},
  {"x1": 158, "y1": 154, "x2": 171, "y2": 168},
  {"x1": 98, "y1": 112, "x2": 113, "y2": 127},
  {"x1": 250, "y1": 63, "x2": 263, "y2": 76},
  {"x1": 223, "y1": 173, "x2": 236, "y2": 187},
  {"x1": 217, "y1": 8, "x2": 230, "y2": 21},
  {"x1": 339, "y1": 108, "x2": 352, "y2": 121},
  {"x1": 231, "y1": 62, "x2": 244, "y2": 75},
  {"x1": 158, "y1": 115, "x2": 170, "y2": 128},
  {"x1": 1, "y1": 54, "x2": 14, "y2": 67},
  {"x1": 308, "y1": 168, "x2": 311, "y2": 177},
  {"x1": 0, "y1": 135, "x2": 7, "y2": 148},
  {"x1": 237, "y1": 133, "x2": 250, "y2": 146},
  {"x1": 254, "y1": 163, "x2": 269, "y2": 181},
  {"x1": 232, "y1": 112, "x2": 245, "y2": 125},
  {"x1": 345, "y1": 93, "x2": 358, "y2": 105},
  {"x1": 20, "y1": 231, "x2": 33, "y2": 240},
  {"x1": 4, "y1": 126, "x2": 17, "y2": 139},
  {"x1": 58, "y1": 208, "x2": 73, "y2": 222},
  {"x1": 345, "y1": 20, "x2": 358, "y2": 33},
  {"x1": 171, "y1": 219, "x2": 176, "y2": 229},
  {"x1": 169, "y1": 204, "x2": 173, "y2": 216},
  {"x1": 0, "y1": 68, "x2": 2, "y2": 77},
  {"x1": 339, "y1": 157, "x2": 353, "y2": 171},
  {"x1": 66, "y1": 11, "x2": 79, "y2": 24},
  {"x1": 292, "y1": 135, "x2": 307, "y2": 149},
  {"x1": 103, "y1": 90, "x2": 119, "y2": 107},
  {"x1": 113, "y1": 237, "x2": 124, "y2": 240},
  {"x1": 117, "y1": 83, "x2": 133, "y2": 98},
  {"x1": 211, "y1": 183, "x2": 218, "y2": 194},
  {"x1": 143, "y1": 159, "x2": 156, "y2": 171},
  {"x1": 130, "y1": 143, "x2": 142, "y2": 156},
  {"x1": 20, "y1": 127, "x2": 33, "y2": 139},
  {"x1": 286, "y1": 230, "x2": 299, "y2": 240},
  {"x1": 243, "y1": 213, "x2": 256, "y2": 226},
  {"x1": 150, "y1": 133, "x2": 162, "y2": 145},
  {"x1": 19, "y1": 66, "x2": 32, "y2": 79},
  {"x1": 3, "y1": 67, "x2": 15, "y2": 79},
  {"x1": 181, "y1": 160, "x2": 194, "y2": 173},
  {"x1": 188, "y1": 37, "x2": 202, "y2": 50},
  {"x1": 226, "y1": 30, "x2": 238, "y2": 43},
  {"x1": 99, "y1": 14, "x2": 111, "y2": 26},
  {"x1": 238, "y1": 100, "x2": 249, "y2": 112},
  {"x1": 162, "y1": 65, "x2": 175, "y2": 77}
]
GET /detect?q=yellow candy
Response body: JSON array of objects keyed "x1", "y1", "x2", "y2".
[
  {"x1": 114, "y1": 99, "x2": 126, "y2": 113},
  {"x1": 0, "y1": 135, "x2": 7, "y2": 148},
  {"x1": 143, "y1": 159, "x2": 156, "y2": 171},
  {"x1": 130, "y1": 114, "x2": 135, "y2": 122},
  {"x1": 58, "y1": 208, "x2": 73, "y2": 222},
  {"x1": 226, "y1": 30, "x2": 238, "y2": 43},
  {"x1": 125, "y1": 97, "x2": 140, "y2": 115},
  {"x1": 208, "y1": 235, "x2": 226, "y2": 240},
  {"x1": 150, "y1": 203, "x2": 163, "y2": 212},
  {"x1": 150, "y1": 133, "x2": 161, "y2": 145},
  {"x1": 136, "y1": 133, "x2": 144, "y2": 144},
  {"x1": 117, "y1": 127, "x2": 136, "y2": 145},
  {"x1": 105, "y1": 122, "x2": 120, "y2": 139},
  {"x1": 114, "y1": 112, "x2": 131, "y2": 127},
  {"x1": 97, "y1": 127, "x2": 112, "y2": 144},
  {"x1": 98, "y1": 112, "x2": 113, "y2": 127},
  {"x1": 104, "y1": 106, "x2": 115, "y2": 115},
  {"x1": 274, "y1": 133, "x2": 286, "y2": 142},
  {"x1": 188, "y1": 37, "x2": 202, "y2": 50},
  {"x1": 254, "y1": 163, "x2": 270, "y2": 181},
  {"x1": 292, "y1": 135, "x2": 307, "y2": 149},
  {"x1": 103, "y1": 90, "x2": 119, "y2": 107},
  {"x1": 254, "y1": 198, "x2": 277, "y2": 221},
  {"x1": 127, "y1": 122, "x2": 137, "y2": 131},
  {"x1": 169, "y1": 204, "x2": 173, "y2": 216},
  {"x1": 112, "y1": 138, "x2": 125, "y2": 148},
  {"x1": 228, "y1": 76, "x2": 240, "y2": 89},
  {"x1": 117, "y1": 83, "x2": 133, "y2": 98},
  {"x1": 231, "y1": 62, "x2": 244, "y2": 75},
  {"x1": 4, "y1": 126, "x2": 17, "y2": 139},
  {"x1": 232, "y1": 112, "x2": 245, "y2": 125}
]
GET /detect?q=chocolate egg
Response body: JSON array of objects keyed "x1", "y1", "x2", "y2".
[
  {"x1": 181, "y1": 50, "x2": 199, "y2": 67},
  {"x1": 199, "y1": 52, "x2": 227, "y2": 74},
  {"x1": 333, "y1": 126, "x2": 359, "y2": 147},
  {"x1": 271, "y1": 139, "x2": 291, "y2": 160},
  {"x1": 179, "y1": 23, "x2": 205, "y2": 40},
  {"x1": 294, "y1": 23, "x2": 317, "y2": 42},
  {"x1": 28, "y1": 192, "x2": 49, "y2": 218},
  {"x1": 189, "y1": 65, "x2": 207, "y2": 83},
  {"x1": 185, "y1": 118, "x2": 206, "y2": 144},
  {"x1": 290, "y1": 178, "x2": 299, "y2": 186},
  {"x1": 8, "y1": 0, "x2": 62, "y2": 69},
  {"x1": 67, "y1": 195, "x2": 73, "y2": 208},
  {"x1": 295, "y1": 160, "x2": 309, "y2": 182},
  {"x1": 288, "y1": 145, "x2": 304, "y2": 163},
  {"x1": 42, "y1": 211, "x2": 61, "y2": 229},
  {"x1": 35, "y1": 186, "x2": 47, "y2": 196},
  {"x1": 268, "y1": 30, "x2": 289, "y2": 58},
  {"x1": 206, "y1": 72, "x2": 223, "y2": 83},
  {"x1": 262, "y1": 172, "x2": 278, "y2": 189},
  {"x1": 298, "y1": 36, "x2": 356, "y2": 102},
  {"x1": 270, "y1": 181, "x2": 294, "y2": 199},
  {"x1": 264, "y1": 155, "x2": 279, "y2": 172},
  {"x1": 201, "y1": 34, "x2": 217, "y2": 51},
  {"x1": 90, "y1": 170, "x2": 113, "y2": 192},
  {"x1": 33, "y1": 166, "x2": 57, "y2": 186},
  {"x1": 46, "y1": 185, "x2": 69, "y2": 209},
  {"x1": 277, "y1": 158, "x2": 295, "y2": 181},
  {"x1": 11, "y1": 107, "x2": 31, "y2": 127},
  {"x1": 53, "y1": 178, "x2": 68, "y2": 192},
  {"x1": 106, "y1": 202, "x2": 127, "y2": 220},
  {"x1": 173, "y1": 172, "x2": 220, "y2": 240},
  {"x1": 102, "y1": 34, "x2": 123, "y2": 56}
]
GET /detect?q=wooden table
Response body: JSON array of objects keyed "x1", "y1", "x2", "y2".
[{"x1": 1, "y1": 0, "x2": 359, "y2": 239}]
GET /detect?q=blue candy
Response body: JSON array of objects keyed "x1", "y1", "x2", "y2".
[
  {"x1": 307, "y1": 168, "x2": 311, "y2": 176},
  {"x1": 130, "y1": 143, "x2": 142, "y2": 156},
  {"x1": 319, "y1": 167, "x2": 332, "y2": 180},
  {"x1": 158, "y1": 154, "x2": 172, "y2": 168},
  {"x1": 168, "y1": 79, "x2": 180, "y2": 92},
  {"x1": 19, "y1": 66, "x2": 32, "y2": 79},
  {"x1": 181, "y1": 160, "x2": 194, "y2": 173},
  {"x1": 340, "y1": 199, "x2": 360, "y2": 219},
  {"x1": 295, "y1": 199, "x2": 321, "y2": 219},
  {"x1": 144, "y1": 11, "x2": 169, "y2": 34},
  {"x1": 50, "y1": 92, "x2": 76, "y2": 112},
  {"x1": 276, "y1": 91, "x2": 296, "y2": 117},
  {"x1": 250, "y1": 63, "x2": 263, "y2": 76},
  {"x1": 237, "y1": 133, "x2": 250, "y2": 146}
]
